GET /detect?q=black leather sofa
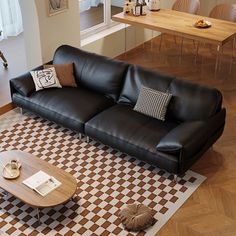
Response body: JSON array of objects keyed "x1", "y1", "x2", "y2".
[{"x1": 10, "y1": 45, "x2": 226, "y2": 176}]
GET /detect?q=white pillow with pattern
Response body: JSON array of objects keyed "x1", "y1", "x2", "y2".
[{"x1": 30, "y1": 67, "x2": 62, "y2": 91}]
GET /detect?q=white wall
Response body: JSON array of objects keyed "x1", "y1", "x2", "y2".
[
  {"x1": 19, "y1": 0, "x2": 42, "y2": 69},
  {"x1": 35, "y1": 0, "x2": 80, "y2": 63},
  {"x1": 20, "y1": 0, "x2": 80, "y2": 69}
]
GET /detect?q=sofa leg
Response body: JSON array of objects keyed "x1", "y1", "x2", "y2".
[
  {"x1": 19, "y1": 107, "x2": 23, "y2": 115},
  {"x1": 86, "y1": 136, "x2": 90, "y2": 143},
  {"x1": 174, "y1": 174, "x2": 178, "y2": 183},
  {"x1": 79, "y1": 133, "x2": 82, "y2": 140}
]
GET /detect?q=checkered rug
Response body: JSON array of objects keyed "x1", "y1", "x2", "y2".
[{"x1": 0, "y1": 109, "x2": 206, "y2": 236}]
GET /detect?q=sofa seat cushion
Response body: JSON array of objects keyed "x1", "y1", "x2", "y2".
[
  {"x1": 12, "y1": 87, "x2": 114, "y2": 133},
  {"x1": 85, "y1": 104, "x2": 180, "y2": 172}
]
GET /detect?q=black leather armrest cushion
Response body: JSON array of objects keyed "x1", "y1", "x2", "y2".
[
  {"x1": 206, "y1": 108, "x2": 226, "y2": 136},
  {"x1": 156, "y1": 121, "x2": 208, "y2": 157},
  {"x1": 10, "y1": 64, "x2": 47, "y2": 97},
  {"x1": 10, "y1": 72, "x2": 35, "y2": 97}
]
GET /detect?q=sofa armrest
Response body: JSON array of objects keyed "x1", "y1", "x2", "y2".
[
  {"x1": 9, "y1": 64, "x2": 47, "y2": 97},
  {"x1": 156, "y1": 121, "x2": 208, "y2": 157},
  {"x1": 206, "y1": 108, "x2": 226, "y2": 136},
  {"x1": 10, "y1": 72, "x2": 35, "y2": 97}
]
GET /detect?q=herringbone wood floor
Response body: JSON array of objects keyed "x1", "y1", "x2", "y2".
[{"x1": 116, "y1": 35, "x2": 236, "y2": 236}]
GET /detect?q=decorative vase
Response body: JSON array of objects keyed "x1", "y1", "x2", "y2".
[{"x1": 147, "y1": 0, "x2": 161, "y2": 11}]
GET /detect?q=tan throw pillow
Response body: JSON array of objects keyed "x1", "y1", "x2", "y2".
[{"x1": 44, "y1": 63, "x2": 77, "y2": 87}]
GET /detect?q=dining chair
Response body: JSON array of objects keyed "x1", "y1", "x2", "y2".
[
  {"x1": 195, "y1": 4, "x2": 236, "y2": 72},
  {"x1": 172, "y1": 0, "x2": 200, "y2": 14},
  {"x1": 209, "y1": 4, "x2": 236, "y2": 22},
  {"x1": 159, "y1": 0, "x2": 200, "y2": 60}
]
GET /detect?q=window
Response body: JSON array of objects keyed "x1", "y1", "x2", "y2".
[
  {"x1": 0, "y1": 0, "x2": 23, "y2": 41},
  {"x1": 79, "y1": 0, "x2": 124, "y2": 38}
]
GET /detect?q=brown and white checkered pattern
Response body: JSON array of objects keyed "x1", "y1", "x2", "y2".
[{"x1": 0, "y1": 110, "x2": 206, "y2": 236}]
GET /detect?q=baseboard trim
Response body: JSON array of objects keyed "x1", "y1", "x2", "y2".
[{"x1": 0, "y1": 103, "x2": 16, "y2": 116}]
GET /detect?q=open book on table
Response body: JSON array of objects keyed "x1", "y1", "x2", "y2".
[{"x1": 23, "y1": 171, "x2": 61, "y2": 197}]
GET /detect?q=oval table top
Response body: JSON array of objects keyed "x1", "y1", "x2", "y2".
[{"x1": 0, "y1": 150, "x2": 77, "y2": 208}]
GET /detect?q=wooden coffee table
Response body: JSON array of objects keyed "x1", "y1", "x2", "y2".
[{"x1": 0, "y1": 150, "x2": 77, "y2": 223}]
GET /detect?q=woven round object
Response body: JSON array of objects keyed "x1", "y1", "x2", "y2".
[{"x1": 119, "y1": 204, "x2": 155, "y2": 232}]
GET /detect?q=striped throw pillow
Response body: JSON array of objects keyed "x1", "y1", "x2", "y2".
[{"x1": 134, "y1": 86, "x2": 172, "y2": 121}]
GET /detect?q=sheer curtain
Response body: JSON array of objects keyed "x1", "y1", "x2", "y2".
[{"x1": 0, "y1": 0, "x2": 23, "y2": 41}]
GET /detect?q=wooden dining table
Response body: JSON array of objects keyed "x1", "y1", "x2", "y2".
[{"x1": 112, "y1": 9, "x2": 236, "y2": 72}]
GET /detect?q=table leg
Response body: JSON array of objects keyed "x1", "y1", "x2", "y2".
[
  {"x1": 159, "y1": 33, "x2": 163, "y2": 51},
  {"x1": 179, "y1": 37, "x2": 184, "y2": 64},
  {"x1": 219, "y1": 47, "x2": 224, "y2": 71},
  {"x1": 37, "y1": 208, "x2": 41, "y2": 225},
  {"x1": 71, "y1": 192, "x2": 78, "y2": 201},
  {"x1": 2, "y1": 191, "x2": 8, "y2": 198},
  {"x1": 215, "y1": 45, "x2": 221, "y2": 74},
  {"x1": 142, "y1": 29, "x2": 145, "y2": 49},
  {"x1": 229, "y1": 35, "x2": 235, "y2": 74},
  {"x1": 0, "y1": 188, "x2": 8, "y2": 198},
  {"x1": 151, "y1": 30, "x2": 154, "y2": 50},
  {"x1": 124, "y1": 23, "x2": 127, "y2": 57},
  {"x1": 195, "y1": 41, "x2": 199, "y2": 64},
  {"x1": 174, "y1": 35, "x2": 177, "y2": 44}
]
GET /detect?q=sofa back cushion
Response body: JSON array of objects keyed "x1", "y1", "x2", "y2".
[
  {"x1": 53, "y1": 45, "x2": 128, "y2": 101},
  {"x1": 118, "y1": 65, "x2": 222, "y2": 121},
  {"x1": 167, "y1": 79, "x2": 222, "y2": 121},
  {"x1": 118, "y1": 65, "x2": 174, "y2": 105}
]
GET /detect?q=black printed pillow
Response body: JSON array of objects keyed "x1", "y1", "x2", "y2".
[{"x1": 30, "y1": 67, "x2": 62, "y2": 91}]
